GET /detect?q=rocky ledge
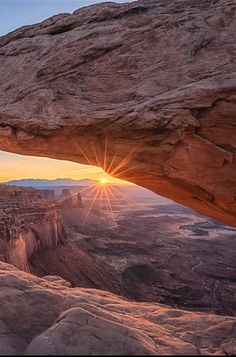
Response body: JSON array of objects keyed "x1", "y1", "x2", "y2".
[{"x1": 0, "y1": 261, "x2": 235, "y2": 355}]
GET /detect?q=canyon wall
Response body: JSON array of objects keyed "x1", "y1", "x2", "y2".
[
  {"x1": 0, "y1": 0, "x2": 235, "y2": 226},
  {"x1": 0, "y1": 186, "x2": 66, "y2": 271},
  {"x1": 0, "y1": 186, "x2": 123, "y2": 294}
]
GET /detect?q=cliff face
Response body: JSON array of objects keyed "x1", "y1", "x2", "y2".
[
  {"x1": 0, "y1": 185, "x2": 123, "y2": 293},
  {"x1": 0, "y1": 186, "x2": 66, "y2": 271},
  {"x1": 0, "y1": 0, "x2": 235, "y2": 226}
]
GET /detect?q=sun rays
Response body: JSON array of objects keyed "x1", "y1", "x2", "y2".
[
  {"x1": 1, "y1": 132, "x2": 150, "y2": 231},
  {"x1": 78, "y1": 181, "x2": 140, "y2": 229},
  {"x1": 80, "y1": 179, "x2": 134, "y2": 228},
  {"x1": 67, "y1": 132, "x2": 150, "y2": 227},
  {"x1": 71, "y1": 132, "x2": 144, "y2": 185}
]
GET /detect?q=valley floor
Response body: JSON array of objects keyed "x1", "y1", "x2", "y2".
[{"x1": 30, "y1": 197, "x2": 236, "y2": 317}]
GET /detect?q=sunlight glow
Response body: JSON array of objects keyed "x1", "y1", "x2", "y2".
[
  {"x1": 100, "y1": 178, "x2": 107, "y2": 185},
  {"x1": 0, "y1": 131, "x2": 143, "y2": 231},
  {"x1": 81, "y1": 176, "x2": 137, "y2": 228},
  {"x1": 0, "y1": 151, "x2": 130, "y2": 185}
]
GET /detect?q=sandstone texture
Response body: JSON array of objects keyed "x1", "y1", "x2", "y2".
[
  {"x1": 0, "y1": 0, "x2": 235, "y2": 225},
  {"x1": 0, "y1": 185, "x2": 66, "y2": 271},
  {"x1": 0, "y1": 260, "x2": 235, "y2": 355}
]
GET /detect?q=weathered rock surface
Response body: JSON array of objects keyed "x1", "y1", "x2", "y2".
[
  {"x1": 0, "y1": 185, "x2": 66, "y2": 271},
  {"x1": 0, "y1": 261, "x2": 235, "y2": 355},
  {"x1": 0, "y1": 0, "x2": 236, "y2": 226}
]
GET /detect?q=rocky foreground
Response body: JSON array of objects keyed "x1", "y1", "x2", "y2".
[{"x1": 0, "y1": 261, "x2": 235, "y2": 356}]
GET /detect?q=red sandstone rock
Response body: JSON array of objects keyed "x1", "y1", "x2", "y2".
[
  {"x1": 0, "y1": 0, "x2": 235, "y2": 227},
  {"x1": 0, "y1": 261, "x2": 235, "y2": 355}
]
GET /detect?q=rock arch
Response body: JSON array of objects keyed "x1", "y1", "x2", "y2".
[{"x1": 0, "y1": 0, "x2": 235, "y2": 226}]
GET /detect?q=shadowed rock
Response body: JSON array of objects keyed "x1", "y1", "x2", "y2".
[{"x1": 0, "y1": 0, "x2": 235, "y2": 226}]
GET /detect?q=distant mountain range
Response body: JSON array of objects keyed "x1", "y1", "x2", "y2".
[
  {"x1": 2, "y1": 178, "x2": 165, "y2": 201},
  {"x1": 4, "y1": 178, "x2": 98, "y2": 187}
]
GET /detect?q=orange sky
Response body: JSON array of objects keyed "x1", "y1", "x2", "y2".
[{"x1": 0, "y1": 151, "x2": 128, "y2": 184}]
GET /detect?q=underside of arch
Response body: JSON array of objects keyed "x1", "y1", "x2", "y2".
[{"x1": 0, "y1": 0, "x2": 235, "y2": 226}]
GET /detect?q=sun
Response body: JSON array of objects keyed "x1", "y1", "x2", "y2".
[{"x1": 100, "y1": 178, "x2": 107, "y2": 185}]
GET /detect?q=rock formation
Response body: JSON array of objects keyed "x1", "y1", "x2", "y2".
[
  {"x1": 0, "y1": 185, "x2": 66, "y2": 271},
  {"x1": 37, "y1": 189, "x2": 55, "y2": 200},
  {"x1": 0, "y1": 0, "x2": 235, "y2": 226},
  {"x1": 77, "y1": 192, "x2": 83, "y2": 208},
  {"x1": 0, "y1": 261, "x2": 235, "y2": 355},
  {"x1": 59, "y1": 188, "x2": 73, "y2": 208},
  {"x1": 0, "y1": 185, "x2": 123, "y2": 295},
  {"x1": 58, "y1": 189, "x2": 83, "y2": 208}
]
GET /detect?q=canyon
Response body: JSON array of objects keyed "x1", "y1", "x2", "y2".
[
  {"x1": 0, "y1": 185, "x2": 121, "y2": 294},
  {"x1": 28, "y1": 184, "x2": 236, "y2": 317},
  {"x1": 0, "y1": 183, "x2": 235, "y2": 355},
  {"x1": 0, "y1": 0, "x2": 236, "y2": 355},
  {"x1": 0, "y1": 0, "x2": 235, "y2": 226}
]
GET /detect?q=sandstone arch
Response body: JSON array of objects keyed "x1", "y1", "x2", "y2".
[{"x1": 0, "y1": 0, "x2": 235, "y2": 226}]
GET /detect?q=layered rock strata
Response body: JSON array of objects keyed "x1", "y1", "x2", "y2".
[{"x1": 0, "y1": 186, "x2": 66, "y2": 271}]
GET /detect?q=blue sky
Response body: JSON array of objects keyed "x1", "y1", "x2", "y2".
[
  {"x1": 0, "y1": 0, "x2": 132, "y2": 182},
  {"x1": 0, "y1": 0, "x2": 130, "y2": 35}
]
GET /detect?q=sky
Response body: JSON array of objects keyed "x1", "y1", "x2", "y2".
[{"x1": 0, "y1": 0, "x2": 131, "y2": 184}]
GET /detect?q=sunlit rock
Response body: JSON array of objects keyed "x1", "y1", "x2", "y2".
[{"x1": 0, "y1": 261, "x2": 235, "y2": 355}]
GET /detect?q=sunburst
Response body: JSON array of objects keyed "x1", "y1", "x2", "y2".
[
  {"x1": 100, "y1": 178, "x2": 107, "y2": 185},
  {"x1": 70, "y1": 133, "x2": 144, "y2": 226}
]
